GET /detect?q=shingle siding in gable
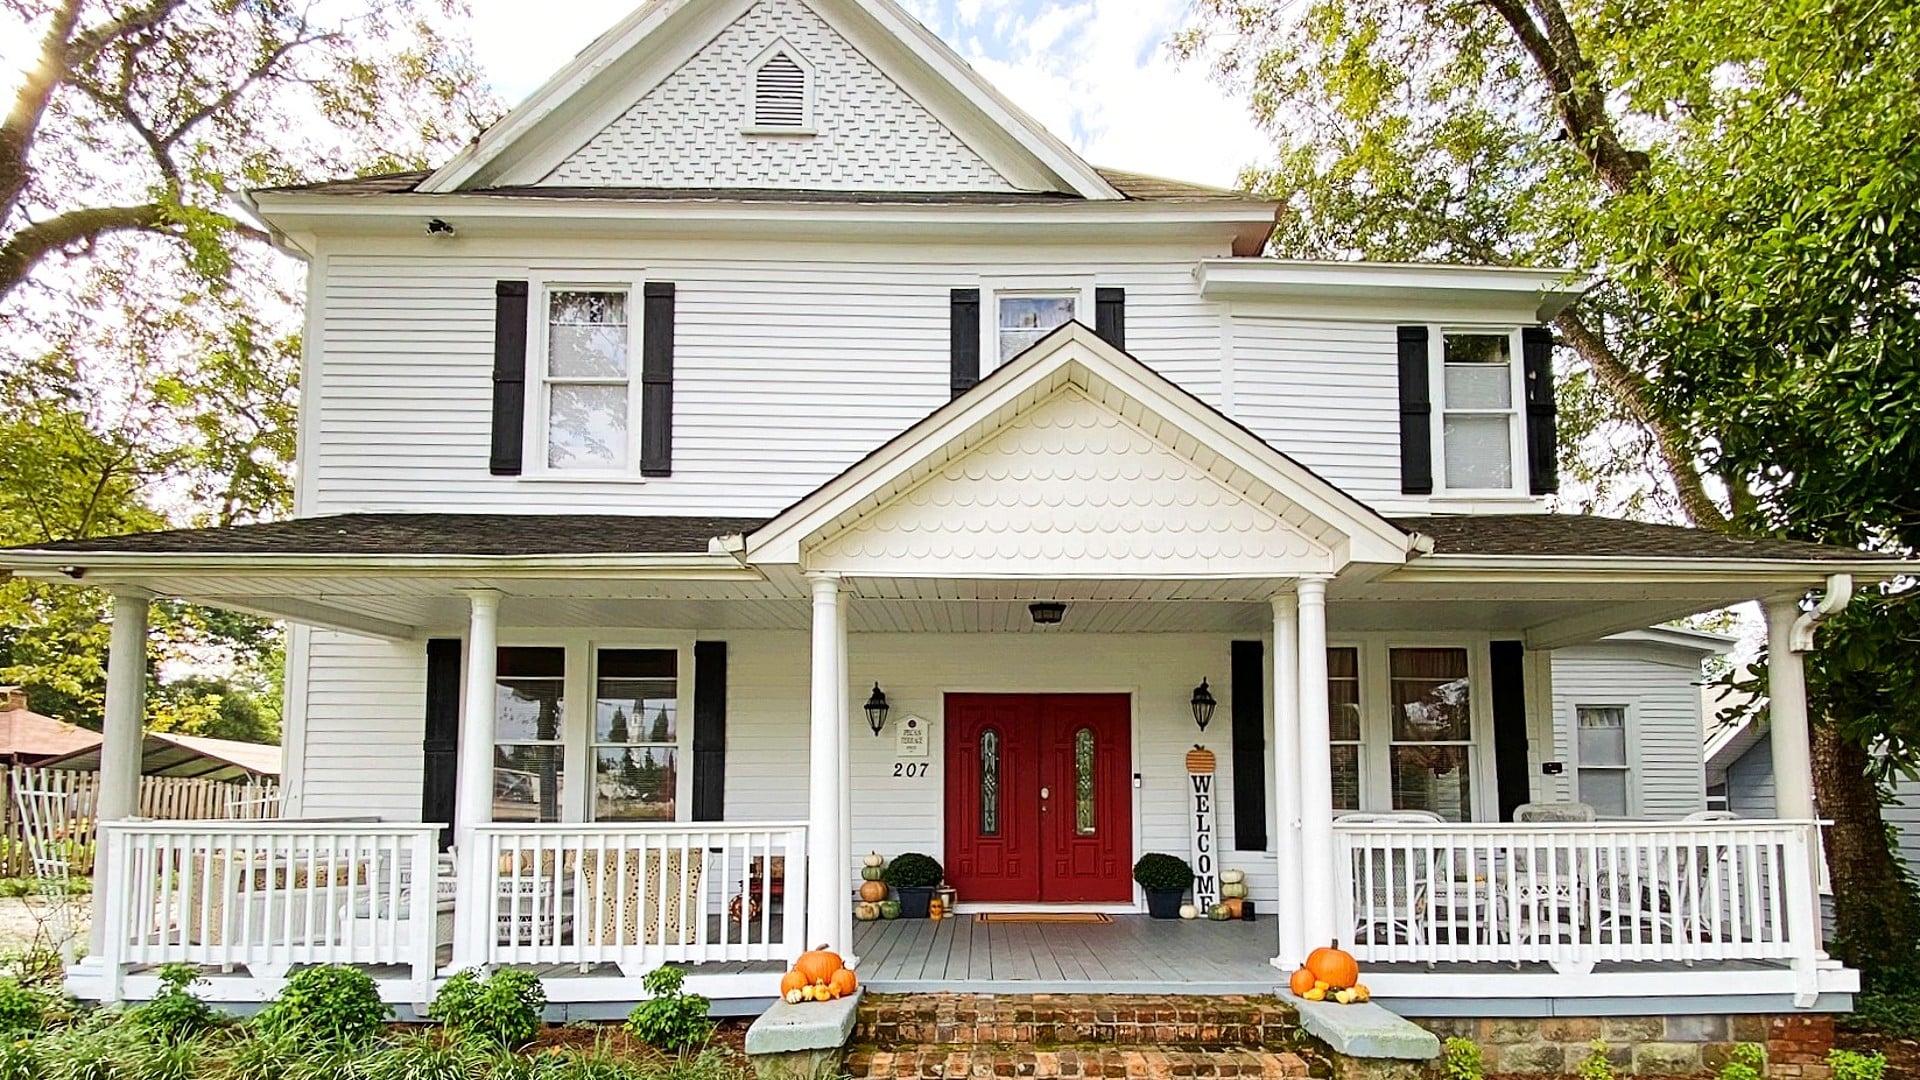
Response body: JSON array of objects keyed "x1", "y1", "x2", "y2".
[{"x1": 541, "y1": 0, "x2": 1016, "y2": 191}]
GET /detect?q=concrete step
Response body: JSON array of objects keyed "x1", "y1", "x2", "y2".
[
  {"x1": 854, "y1": 992, "x2": 1304, "y2": 1050},
  {"x1": 843, "y1": 1045, "x2": 1320, "y2": 1080}
]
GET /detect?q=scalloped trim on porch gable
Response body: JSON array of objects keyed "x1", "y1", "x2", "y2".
[{"x1": 745, "y1": 322, "x2": 1412, "y2": 576}]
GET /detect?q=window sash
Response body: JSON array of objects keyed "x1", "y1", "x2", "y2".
[
  {"x1": 537, "y1": 284, "x2": 640, "y2": 474},
  {"x1": 592, "y1": 648, "x2": 680, "y2": 822},
  {"x1": 1432, "y1": 329, "x2": 1525, "y2": 493},
  {"x1": 994, "y1": 292, "x2": 1078, "y2": 365}
]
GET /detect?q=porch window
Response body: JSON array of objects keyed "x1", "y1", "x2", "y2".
[
  {"x1": 1576, "y1": 705, "x2": 1631, "y2": 816},
  {"x1": 543, "y1": 288, "x2": 634, "y2": 472},
  {"x1": 1328, "y1": 647, "x2": 1362, "y2": 811},
  {"x1": 1388, "y1": 647, "x2": 1473, "y2": 822},
  {"x1": 593, "y1": 649, "x2": 679, "y2": 821},
  {"x1": 997, "y1": 293, "x2": 1076, "y2": 365},
  {"x1": 494, "y1": 647, "x2": 567, "y2": 823},
  {"x1": 1437, "y1": 331, "x2": 1522, "y2": 492}
]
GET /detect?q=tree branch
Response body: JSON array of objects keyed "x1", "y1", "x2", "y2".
[
  {"x1": 0, "y1": 0, "x2": 85, "y2": 224},
  {"x1": 1553, "y1": 307, "x2": 1728, "y2": 528},
  {"x1": 0, "y1": 202, "x2": 268, "y2": 297}
]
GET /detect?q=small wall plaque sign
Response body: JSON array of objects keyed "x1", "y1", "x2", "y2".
[{"x1": 895, "y1": 714, "x2": 929, "y2": 758}]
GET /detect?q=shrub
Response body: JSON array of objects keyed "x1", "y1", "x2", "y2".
[
  {"x1": 130, "y1": 964, "x2": 223, "y2": 1043},
  {"x1": 1845, "y1": 989, "x2": 1920, "y2": 1036},
  {"x1": 1576, "y1": 1040, "x2": 1617, "y2": 1080},
  {"x1": 1442, "y1": 1037, "x2": 1483, "y2": 1080},
  {"x1": 880, "y1": 853, "x2": 942, "y2": 890},
  {"x1": 1716, "y1": 1044, "x2": 1766, "y2": 1080},
  {"x1": 0, "y1": 1037, "x2": 35, "y2": 1080},
  {"x1": 30, "y1": 1019, "x2": 124, "y2": 1080},
  {"x1": 0, "y1": 975, "x2": 50, "y2": 1036},
  {"x1": 1131, "y1": 853, "x2": 1193, "y2": 892},
  {"x1": 1829, "y1": 1049, "x2": 1888, "y2": 1080},
  {"x1": 121, "y1": 1036, "x2": 205, "y2": 1080},
  {"x1": 252, "y1": 965, "x2": 391, "y2": 1049},
  {"x1": 428, "y1": 968, "x2": 548, "y2": 1049},
  {"x1": 626, "y1": 966, "x2": 715, "y2": 1052}
]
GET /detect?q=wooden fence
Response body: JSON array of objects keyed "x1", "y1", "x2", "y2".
[{"x1": 2, "y1": 766, "x2": 280, "y2": 878}]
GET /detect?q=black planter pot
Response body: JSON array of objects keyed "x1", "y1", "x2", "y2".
[
  {"x1": 1144, "y1": 888, "x2": 1186, "y2": 919},
  {"x1": 895, "y1": 886, "x2": 936, "y2": 919}
]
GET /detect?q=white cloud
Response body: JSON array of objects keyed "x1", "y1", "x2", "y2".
[{"x1": 464, "y1": 0, "x2": 1272, "y2": 188}]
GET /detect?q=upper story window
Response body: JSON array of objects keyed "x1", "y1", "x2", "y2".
[
  {"x1": 997, "y1": 293, "x2": 1077, "y2": 365},
  {"x1": 746, "y1": 41, "x2": 814, "y2": 133},
  {"x1": 1435, "y1": 330, "x2": 1526, "y2": 493},
  {"x1": 542, "y1": 287, "x2": 636, "y2": 473}
]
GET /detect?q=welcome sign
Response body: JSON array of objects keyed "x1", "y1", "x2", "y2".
[{"x1": 1186, "y1": 746, "x2": 1218, "y2": 910}]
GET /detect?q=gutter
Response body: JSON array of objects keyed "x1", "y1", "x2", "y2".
[
  {"x1": 1790, "y1": 573, "x2": 1853, "y2": 652},
  {"x1": 0, "y1": 550, "x2": 765, "y2": 579}
]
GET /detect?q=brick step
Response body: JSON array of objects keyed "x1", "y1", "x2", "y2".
[
  {"x1": 844, "y1": 1045, "x2": 1320, "y2": 1080},
  {"x1": 855, "y1": 993, "x2": 1303, "y2": 1050}
]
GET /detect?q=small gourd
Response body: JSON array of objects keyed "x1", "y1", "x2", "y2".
[
  {"x1": 859, "y1": 880, "x2": 888, "y2": 902},
  {"x1": 1220, "y1": 881, "x2": 1248, "y2": 900},
  {"x1": 785, "y1": 988, "x2": 805, "y2": 1005},
  {"x1": 879, "y1": 900, "x2": 902, "y2": 919},
  {"x1": 1178, "y1": 903, "x2": 1198, "y2": 920},
  {"x1": 1208, "y1": 903, "x2": 1232, "y2": 921},
  {"x1": 829, "y1": 967, "x2": 858, "y2": 999},
  {"x1": 855, "y1": 901, "x2": 881, "y2": 921},
  {"x1": 860, "y1": 865, "x2": 887, "y2": 881},
  {"x1": 863, "y1": 852, "x2": 886, "y2": 868},
  {"x1": 1219, "y1": 869, "x2": 1246, "y2": 886}
]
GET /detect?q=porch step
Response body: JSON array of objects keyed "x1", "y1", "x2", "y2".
[{"x1": 849, "y1": 994, "x2": 1327, "y2": 1080}]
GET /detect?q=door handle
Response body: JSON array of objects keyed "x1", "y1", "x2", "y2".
[{"x1": 1040, "y1": 786, "x2": 1050, "y2": 810}]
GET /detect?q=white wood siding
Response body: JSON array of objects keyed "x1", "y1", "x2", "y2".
[
  {"x1": 1228, "y1": 316, "x2": 1404, "y2": 506},
  {"x1": 1551, "y1": 643, "x2": 1709, "y2": 820},
  {"x1": 294, "y1": 631, "x2": 428, "y2": 820}
]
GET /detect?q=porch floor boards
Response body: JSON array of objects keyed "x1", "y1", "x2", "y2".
[{"x1": 853, "y1": 915, "x2": 1287, "y2": 994}]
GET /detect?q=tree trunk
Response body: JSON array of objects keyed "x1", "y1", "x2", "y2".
[{"x1": 1811, "y1": 722, "x2": 1920, "y2": 987}]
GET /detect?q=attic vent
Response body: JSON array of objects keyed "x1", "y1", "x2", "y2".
[{"x1": 752, "y1": 50, "x2": 809, "y2": 129}]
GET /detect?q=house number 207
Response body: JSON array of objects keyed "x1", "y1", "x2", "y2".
[{"x1": 893, "y1": 762, "x2": 929, "y2": 778}]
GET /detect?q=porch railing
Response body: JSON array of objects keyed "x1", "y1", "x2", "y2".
[
  {"x1": 473, "y1": 822, "x2": 808, "y2": 971},
  {"x1": 1334, "y1": 819, "x2": 1822, "y2": 971},
  {"x1": 98, "y1": 821, "x2": 441, "y2": 988}
]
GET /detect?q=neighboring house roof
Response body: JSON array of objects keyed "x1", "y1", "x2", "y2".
[
  {"x1": 1603, "y1": 626, "x2": 1739, "y2": 654},
  {"x1": 39, "y1": 731, "x2": 281, "y2": 781},
  {"x1": 252, "y1": 167, "x2": 1259, "y2": 205},
  {"x1": 0, "y1": 689, "x2": 102, "y2": 760},
  {"x1": 1703, "y1": 669, "x2": 1766, "y2": 788}
]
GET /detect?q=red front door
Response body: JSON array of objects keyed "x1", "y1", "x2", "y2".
[{"x1": 944, "y1": 694, "x2": 1132, "y2": 903}]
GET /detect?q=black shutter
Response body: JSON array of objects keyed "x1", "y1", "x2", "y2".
[
  {"x1": 1230, "y1": 640, "x2": 1268, "y2": 852},
  {"x1": 490, "y1": 282, "x2": 530, "y2": 476},
  {"x1": 641, "y1": 283, "x2": 676, "y2": 477},
  {"x1": 1489, "y1": 641, "x2": 1532, "y2": 822},
  {"x1": 1397, "y1": 325, "x2": 1433, "y2": 495},
  {"x1": 421, "y1": 638, "x2": 463, "y2": 851},
  {"x1": 950, "y1": 288, "x2": 981, "y2": 398},
  {"x1": 691, "y1": 641, "x2": 727, "y2": 821},
  {"x1": 1522, "y1": 326, "x2": 1559, "y2": 495},
  {"x1": 1095, "y1": 287, "x2": 1126, "y2": 350}
]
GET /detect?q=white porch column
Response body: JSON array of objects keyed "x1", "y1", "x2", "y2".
[
  {"x1": 1296, "y1": 575, "x2": 1339, "y2": 950},
  {"x1": 1269, "y1": 591, "x2": 1306, "y2": 971},
  {"x1": 1765, "y1": 596, "x2": 1818, "y2": 822},
  {"x1": 836, "y1": 582, "x2": 854, "y2": 958},
  {"x1": 807, "y1": 573, "x2": 847, "y2": 953},
  {"x1": 450, "y1": 589, "x2": 501, "y2": 970},
  {"x1": 92, "y1": 587, "x2": 150, "y2": 958}
]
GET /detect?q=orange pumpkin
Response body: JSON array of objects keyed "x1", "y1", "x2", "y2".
[
  {"x1": 859, "y1": 880, "x2": 888, "y2": 903},
  {"x1": 780, "y1": 969, "x2": 809, "y2": 996},
  {"x1": 829, "y1": 968, "x2": 858, "y2": 999},
  {"x1": 794, "y1": 945, "x2": 844, "y2": 985},
  {"x1": 1288, "y1": 967, "x2": 1316, "y2": 996},
  {"x1": 1304, "y1": 941, "x2": 1359, "y2": 990}
]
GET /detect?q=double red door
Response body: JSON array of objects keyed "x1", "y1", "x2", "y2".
[{"x1": 944, "y1": 694, "x2": 1132, "y2": 903}]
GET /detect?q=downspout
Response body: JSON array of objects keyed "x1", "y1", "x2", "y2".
[{"x1": 1790, "y1": 573, "x2": 1853, "y2": 652}]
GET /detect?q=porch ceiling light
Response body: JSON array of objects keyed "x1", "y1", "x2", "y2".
[
  {"x1": 1029, "y1": 601, "x2": 1067, "y2": 625},
  {"x1": 1191, "y1": 679, "x2": 1217, "y2": 732},
  {"x1": 864, "y1": 682, "x2": 890, "y2": 736}
]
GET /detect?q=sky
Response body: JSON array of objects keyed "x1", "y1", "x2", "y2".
[{"x1": 465, "y1": 0, "x2": 1274, "y2": 188}]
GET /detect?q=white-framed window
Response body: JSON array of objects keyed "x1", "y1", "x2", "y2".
[
  {"x1": 996, "y1": 292, "x2": 1078, "y2": 365},
  {"x1": 1387, "y1": 646, "x2": 1475, "y2": 822},
  {"x1": 493, "y1": 647, "x2": 568, "y2": 823},
  {"x1": 592, "y1": 648, "x2": 679, "y2": 821},
  {"x1": 1575, "y1": 704, "x2": 1633, "y2": 817},
  {"x1": 744, "y1": 40, "x2": 815, "y2": 133},
  {"x1": 539, "y1": 285, "x2": 639, "y2": 474},
  {"x1": 1433, "y1": 328, "x2": 1526, "y2": 493},
  {"x1": 1328, "y1": 646, "x2": 1363, "y2": 811}
]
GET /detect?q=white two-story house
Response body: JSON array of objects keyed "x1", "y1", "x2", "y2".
[{"x1": 5, "y1": 0, "x2": 1906, "y2": 1023}]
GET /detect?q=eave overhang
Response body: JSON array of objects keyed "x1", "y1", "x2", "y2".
[{"x1": 1198, "y1": 259, "x2": 1590, "y2": 322}]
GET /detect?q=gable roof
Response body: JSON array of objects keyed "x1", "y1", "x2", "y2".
[
  {"x1": 745, "y1": 321, "x2": 1414, "y2": 570},
  {"x1": 0, "y1": 702, "x2": 102, "y2": 761},
  {"x1": 39, "y1": 731, "x2": 280, "y2": 781},
  {"x1": 420, "y1": 0, "x2": 1123, "y2": 200}
]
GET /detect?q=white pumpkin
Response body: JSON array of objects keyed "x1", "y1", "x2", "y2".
[
  {"x1": 1220, "y1": 882, "x2": 1249, "y2": 899},
  {"x1": 1178, "y1": 903, "x2": 1199, "y2": 920},
  {"x1": 863, "y1": 852, "x2": 886, "y2": 868},
  {"x1": 1220, "y1": 869, "x2": 1246, "y2": 886}
]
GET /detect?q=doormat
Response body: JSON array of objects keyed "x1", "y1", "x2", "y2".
[{"x1": 972, "y1": 913, "x2": 1113, "y2": 924}]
